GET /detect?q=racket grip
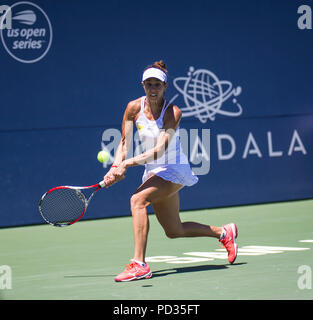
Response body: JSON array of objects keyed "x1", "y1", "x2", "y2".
[{"x1": 98, "y1": 180, "x2": 106, "y2": 188}]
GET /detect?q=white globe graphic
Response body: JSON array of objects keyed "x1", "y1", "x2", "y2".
[{"x1": 173, "y1": 67, "x2": 242, "y2": 123}]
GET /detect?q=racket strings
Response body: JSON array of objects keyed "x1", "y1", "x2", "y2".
[{"x1": 40, "y1": 188, "x2": 86, "y2": 225}]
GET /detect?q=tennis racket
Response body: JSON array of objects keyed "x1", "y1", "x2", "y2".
[{"x1": 38, "y1": 180, "x2": 106, "y2": 227}]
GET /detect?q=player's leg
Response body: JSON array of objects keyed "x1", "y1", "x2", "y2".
[
  {"x1": 152, "y1": 192, "x2": 222, "y2": 239},
  {"x1": 130, "y1": 174, "x2": 183, "y2": 263},
  {"x1": 114, "y1": 174, "x2": 183, "y2": 282},
  {"x1": 152, "y1": 192, "x2": 238, "y2": 264}
]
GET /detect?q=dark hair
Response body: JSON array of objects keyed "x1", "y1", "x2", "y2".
[{"x1": 144, "y1": 60, "x2": 168, "y2": 74}]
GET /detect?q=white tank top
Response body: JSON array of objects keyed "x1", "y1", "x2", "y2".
[{"x1": 135, "y1": 96, "x2": 188, "y2": 166}]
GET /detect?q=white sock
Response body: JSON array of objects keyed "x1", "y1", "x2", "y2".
[{"x1": 131, "y1": 259, "x2": 146, "y2": 267}]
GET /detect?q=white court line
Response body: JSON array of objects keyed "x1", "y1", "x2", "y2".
[
  {"x1": 184, "y1": 252, "x2": 228, "y2": 259},
  {"x1": 146, "y1": 244, "x2": 310, "y2": 264},
  {"x1": 243, "y1": 245, "x2": 310, "y2": 251},
  {"x1": 215, "y1": 248, "x2": 283, "y2": 254},
  {"x1": 166, "y1": 257, "x2": 212, "y2": 264}
]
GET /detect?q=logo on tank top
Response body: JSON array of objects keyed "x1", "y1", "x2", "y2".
[
  {"x1": 0, "y1": 1, "x2": 52, "y2": 63},
  {"x1": 171, "y1": 67, "x2": 242, "y2": 123}
]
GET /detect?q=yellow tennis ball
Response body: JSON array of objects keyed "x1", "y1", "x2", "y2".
[{"x1": 97, "y1": 150, "x2": 109, "y2": 163}]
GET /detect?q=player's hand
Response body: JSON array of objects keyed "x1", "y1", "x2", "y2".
[
  {"x1": 103, "y1": 163, "x2": 126, "y2": 187},
  {"x1": 112, "y1": 162, "x2": 127, "y2": 181},
  {"x1": 103, "y1": 166, "x2": 116, "y2": 187}
]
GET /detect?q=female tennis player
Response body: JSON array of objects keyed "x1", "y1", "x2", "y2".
[{"x1": 104, "y1": 61, "x2": 238, "y2": 282}]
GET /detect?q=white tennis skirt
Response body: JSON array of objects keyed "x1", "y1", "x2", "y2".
[{"x1": 142, "y1": 164, "x2": 198, "y2": 187}]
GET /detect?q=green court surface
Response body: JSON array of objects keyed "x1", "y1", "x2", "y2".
[{"x1": 1, "y1": 199, "x2": 313, "y2": 300}]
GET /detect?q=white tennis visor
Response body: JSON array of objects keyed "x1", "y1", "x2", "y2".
[{"x1": 142, "y1": 68, "x2": 167, "y2": 83}]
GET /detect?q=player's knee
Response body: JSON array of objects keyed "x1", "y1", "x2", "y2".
[
  {"x1": 130, "y1": 193, "x2": 149, "y2": 211},
  {"x1": 165, "y1": 229, "x2": 182, "y2": 239}
]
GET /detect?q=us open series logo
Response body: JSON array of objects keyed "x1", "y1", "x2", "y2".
[{"x1": 0, "y1": 1, "x2": 52, "y2": 63}]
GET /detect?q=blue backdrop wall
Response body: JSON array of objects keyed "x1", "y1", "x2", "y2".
[{"x1": 1, "y1": 0, "x2": 312, "y2": 227}]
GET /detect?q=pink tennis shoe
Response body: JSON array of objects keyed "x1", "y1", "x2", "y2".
[
  {"x1": 114, "y1": 260, "x2": 152, "y2": 282},
  {"x1": 219, "y1": 223, "x2": 238, "y2": 264}
]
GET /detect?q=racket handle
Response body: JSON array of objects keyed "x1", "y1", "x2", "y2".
[{"x1": 98, "y1": 180, "x2": 106, "y2": 188}]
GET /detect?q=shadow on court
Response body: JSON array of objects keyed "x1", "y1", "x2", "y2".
[
  {"x1": 151, "y1": 262, "x2": 246, "y2": 278},
  {"x1": 63, "y1": 263, "x2": 246, "y2": 279}
]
